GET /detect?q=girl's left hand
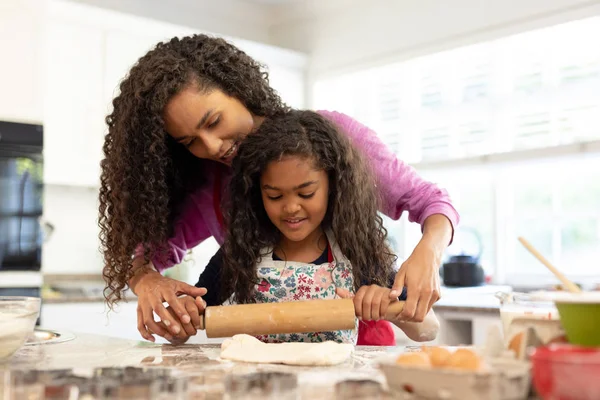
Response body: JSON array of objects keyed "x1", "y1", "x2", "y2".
[
  {"x1": 390, "y1": 237, "x2": 442, "y2": 323},
  {"x1": 336, "y1": 285, "x2": 395, "y2": 321}
]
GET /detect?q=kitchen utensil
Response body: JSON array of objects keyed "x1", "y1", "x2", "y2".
[
  {"x1": 335, "y1": 380, "x2": 383, "y2": 400},
  {"x1": 517, "y1": 237, "x2": 581, "y2": 293},
  {"x1": 0, "y1": 296, "x2": 41, "y2": 359},
  {"x1": 531, "y1": 291, "x2": 600, "y2": 347},
  {"x1": 25, "y1": 328, "x2": 76, "y2": 346},
  {"x1": 197, "y1": 298, "x2": 405, "y2": 338},
  {"x1": 224, "y1": 372, "x2": 297, "y2": 400},
  {"x1": 531, "y1": 343, "x2": 600, "y2": 400}
]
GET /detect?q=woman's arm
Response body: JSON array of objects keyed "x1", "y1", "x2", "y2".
[
  {"x1": 129, "y1": 185, "x2": 219, "y2": 341},
  {"x1": 390, "y1": 214, "x2": 451, "y2": 321},
  {"x1": 317, "y1": 110, "x2": 459, "y2": 230},
  {"x1": 319, "y1": 110, "x2": 459, "y2": 322}
]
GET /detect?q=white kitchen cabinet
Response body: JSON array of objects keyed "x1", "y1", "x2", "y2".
[
  {"x1": 43, "y1": 20, "x2": 105, "y2": 187},
  {"x1": 41, "y1": 0, "x2": 307, "y2": 188},
  {"x1": 0, "y1": 0, "x2": 44, "y2": 123},
  {"x1": 102, "y1": 31, "x2": 161, "y2": 112}
]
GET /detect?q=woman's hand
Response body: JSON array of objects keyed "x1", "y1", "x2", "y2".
[
  {"x1": 131, "y1": 266, "x2": 208, "y2": 342},
  {"x1": 154, "y1": 295, "x2": 207, "y2": 344},
  {"x1": 336, "y1": 285, "x2": 398, "y2": 321},
  {"x1": 390, "y1": 214, "x2": 452, "y2": 322}
]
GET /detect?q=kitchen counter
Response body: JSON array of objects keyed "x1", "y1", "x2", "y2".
[
  {"x1": 42, "y1": 296, "x2": 106, "y2": 304},
  {"x1": 433, "y1": 285, "x2": 506, "y2": 313},
  {"x1": 3, "y1": 332, "x2": 397, "y2": 398}
]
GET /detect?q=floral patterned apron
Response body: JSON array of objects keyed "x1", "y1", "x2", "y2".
[{"x1": 251, "y1": 230, "x2": 358, "y2": 344}]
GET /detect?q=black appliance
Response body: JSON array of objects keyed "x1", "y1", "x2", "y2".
[
  {"x1": 0, "y1": 120, "x2": 44, "y2": 314},
  {"x1": 440, "y1": 227, "x2": 485, "y2": 287},
  {"x1": 0, "y1": 120, "x2": 44, "y2": 272}
]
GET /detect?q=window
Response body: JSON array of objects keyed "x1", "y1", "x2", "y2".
[{"x1": 312, "y1": 16, "x2": 600, "y2": 286}]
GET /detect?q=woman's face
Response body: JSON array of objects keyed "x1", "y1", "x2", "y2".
[{"x1": 164, "y1": 85, "x2": 264, "y2": 165}]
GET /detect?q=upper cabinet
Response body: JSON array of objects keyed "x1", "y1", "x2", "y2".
[
  {"x1": 43, "y1": 19, "x2": 105, "y2": 187},
  {"x1": 40, "y1": 0, "x2": 307, "y2": 188},
  {"x1": 0, "y1": 0, "x2": 45, "y2": 123}
]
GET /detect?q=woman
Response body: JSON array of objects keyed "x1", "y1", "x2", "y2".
[{"x1": 99, "y1": 33, "x2": 458, "y2": 344}]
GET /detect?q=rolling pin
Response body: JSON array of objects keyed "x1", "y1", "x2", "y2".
[{"x1": 197, "y1": 298, "x2": 405, "y2": 338}]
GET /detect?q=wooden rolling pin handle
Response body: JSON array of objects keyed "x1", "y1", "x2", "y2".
[
  {"x1": 198, "y1": 299, "x2": 404, "y2": 337},
  {"x1": 385, "y1": 300, "x2": 405, "y2": 320}
]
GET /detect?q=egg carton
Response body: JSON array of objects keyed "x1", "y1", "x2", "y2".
[{"x1": 377, "y1": 328, "x2": 531, "y2": 400}]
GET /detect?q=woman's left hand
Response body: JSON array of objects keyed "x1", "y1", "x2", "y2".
[
  {"x1": 390, "y1": 239, "x2": 441, "y2": 322},
  {"x1": 389, "y1": 214, "x2": 452, "y2": 322}
]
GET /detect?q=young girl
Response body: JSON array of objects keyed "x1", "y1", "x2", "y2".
[
  {"x1": 99, "y1": 34, "x2": 457, "y2": 345},
  {"x1": 159, "y1": 110, "x2": 439, "y2": 345}
]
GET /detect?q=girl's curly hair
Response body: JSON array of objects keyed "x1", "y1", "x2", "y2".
[
  {"x1": 221, "y1": 110, "x2": 396, "y2": 304},
  {"x1": 99, "y1": 34, "x2": 288, "y2": 307}
]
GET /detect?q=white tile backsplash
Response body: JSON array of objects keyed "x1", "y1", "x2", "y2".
[
  {"x1": 41, "y1": 183, "x2": 221, "y2": 280},
  {"x1": 42, "y1": 184, "x2": 104, "y2": 274}
]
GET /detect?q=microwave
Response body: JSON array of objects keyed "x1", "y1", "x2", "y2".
[{"x1": 0, "y1": 121, "x2": 44, "y2": 274}]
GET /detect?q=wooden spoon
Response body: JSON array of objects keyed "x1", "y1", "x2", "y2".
[{"x1": 517, "y1": 237, "x2": 581, "y2": 293}]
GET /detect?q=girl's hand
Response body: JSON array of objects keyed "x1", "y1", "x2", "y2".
[
  {"x1": 153, "y1": 295, "x2": 207, "y2": 344},
  {"x1": 131, "y1": 268, "x2": 208, "y2": 342},
  {"x1": 336, "y1": 285, "x2": 397, "y2": 321}
]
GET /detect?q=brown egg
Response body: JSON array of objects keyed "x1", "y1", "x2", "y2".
[
  {"x1": 508, "y1": 332, "x2": 524, "y2": 359},
  {"x1": 395, "y1": 352, "x2": 432, "y2": 368},
  {"x1": 443, "y1": 348, "x2": 482, "y2": 371},
  {"x1": 421, "y1": 346, "x2": 452, "y2": 367}
]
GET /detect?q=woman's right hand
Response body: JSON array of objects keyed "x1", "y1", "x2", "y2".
[
  {"x1": 156, "y1": 295, "x2": 207, "y2": 344},
  {"x1": 131, "y1": 266, "x2": 208, "y2": 342}
]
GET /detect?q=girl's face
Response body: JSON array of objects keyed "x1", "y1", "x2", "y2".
[
  {"x1": 164, "y1": 85, "x2": 264, "y2": 165},
  {"x1": 260, "y1": 156, "x2": 329, "y2": 245}
]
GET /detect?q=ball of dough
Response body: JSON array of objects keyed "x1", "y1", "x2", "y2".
[{"x1": 395, "y1": 352, "x2": 432, "y2": 368}]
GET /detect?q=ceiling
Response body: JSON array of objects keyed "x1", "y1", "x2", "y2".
[{"x1": 239, "y1": 0, "x2": 304, "y2": 4}]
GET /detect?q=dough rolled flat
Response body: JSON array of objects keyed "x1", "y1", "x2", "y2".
[{"x1": 220, "y1": 334, "x2": 354, "y2": 366}]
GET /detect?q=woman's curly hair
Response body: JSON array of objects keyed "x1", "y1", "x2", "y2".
[
  {"x1": 221, "y1": 110, "x2": 396, "y2": 304},
  {"x1": 99, "y1": 34, "x2": 288, "y2": 307}
]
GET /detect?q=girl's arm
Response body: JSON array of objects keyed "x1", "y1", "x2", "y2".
[{"x1": 195, "y1": 247, "x2": 225, "y2": 307}]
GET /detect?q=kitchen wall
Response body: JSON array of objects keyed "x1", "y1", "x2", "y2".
[
  {"x1": 269, "y1": 0, "x2": 600, "y2": 78},
  {"x1": 42, "y1": 185, "x2": 103, "y2": 274},
  {"x1": 67, "y1": 0, "x2": 274, "y2": 45},
  {"x1": 0, "y1": 0, "x2": 307, "y2": 277},
  {"x1": 0, "y1": 0, "x2": 45, "y2": 124}
]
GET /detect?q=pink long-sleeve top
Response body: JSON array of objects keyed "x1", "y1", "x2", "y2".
[{"x1": 147, "y1": 110, "x2": 460, "y2": 272}]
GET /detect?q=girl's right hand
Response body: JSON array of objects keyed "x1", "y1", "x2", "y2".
[{"x1": 131, "y1": 268, "x2": 208, "y2": 342}]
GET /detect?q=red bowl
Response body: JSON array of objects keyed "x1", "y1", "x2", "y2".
[{"x1": 530, "y1": 344, "x2": 600, "y2": 400}]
